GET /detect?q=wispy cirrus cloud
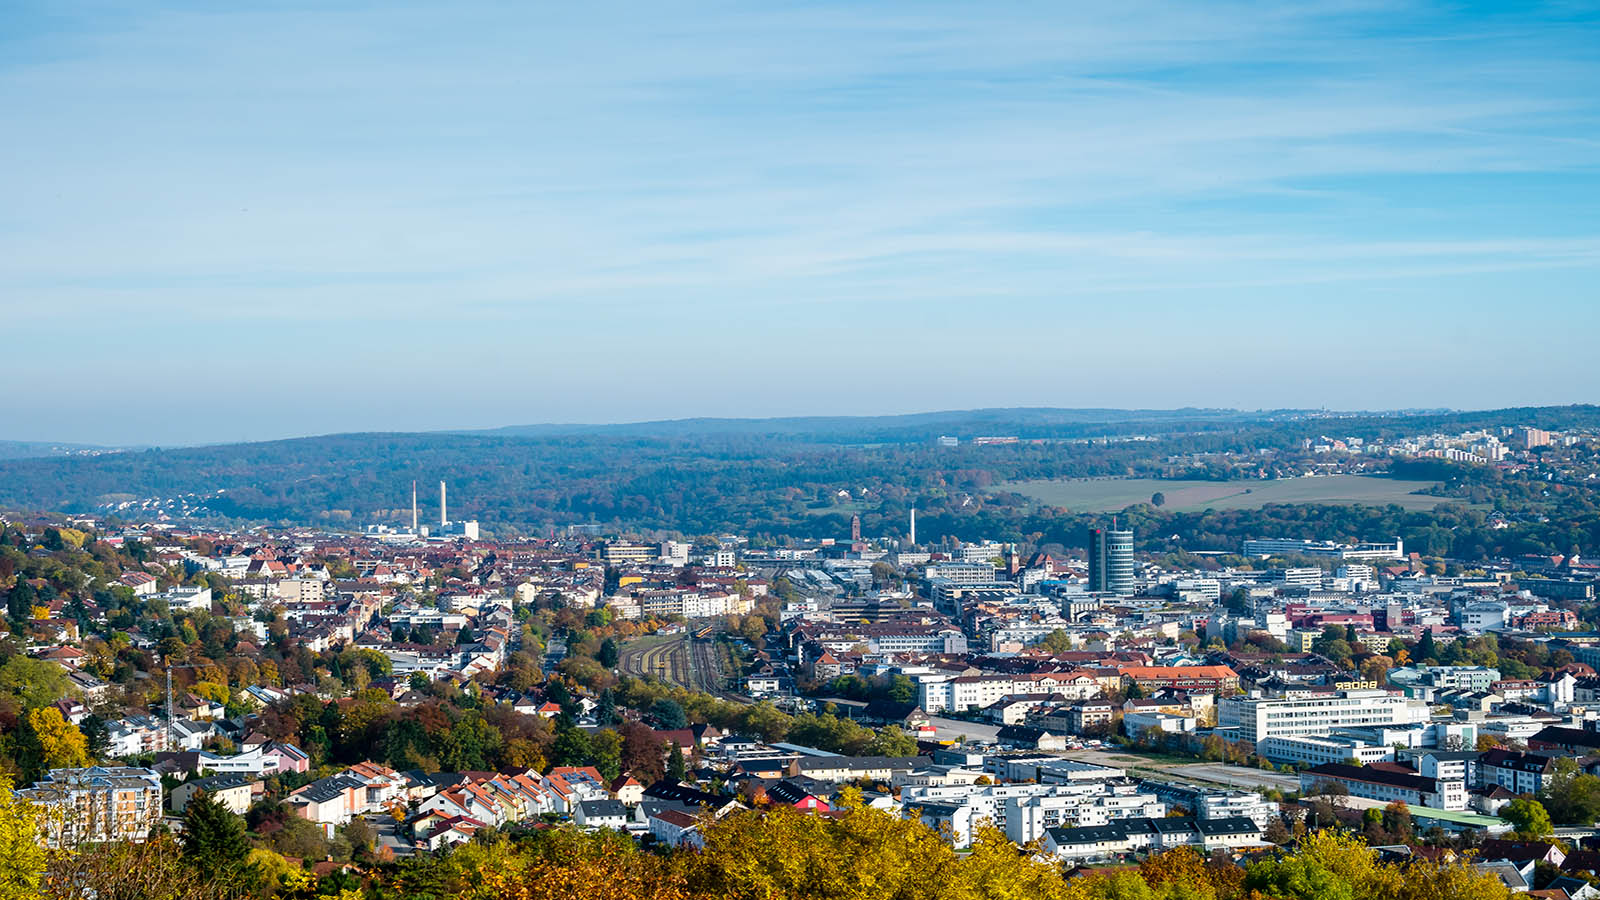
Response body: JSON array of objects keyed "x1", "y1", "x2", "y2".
[{"x1": 0, "y1": 0, "x2": 1597, "y2": 441}]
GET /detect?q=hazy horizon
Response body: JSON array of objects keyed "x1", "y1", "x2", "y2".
[
  {"x1": 1, "y1": 401, "x2": 1582, "y2": 449},
  {"x1": 4, "y1": 1, "x2": 1598, "y2": 445}
]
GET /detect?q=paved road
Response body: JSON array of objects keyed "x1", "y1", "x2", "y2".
[
  {"x1": 370, "y1": 814, "x2": 415, "y2": 858},
  {"x1": 541, "y1": 637, "x2": 568, "y2": 675}
]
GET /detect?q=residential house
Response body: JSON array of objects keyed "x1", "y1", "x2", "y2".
[
  {"x1": 576, "y1": 798, "x2": 630, "y2": 830},
  {"x1": 170, "y1": 773, "x2": 259, "y2": 815}
]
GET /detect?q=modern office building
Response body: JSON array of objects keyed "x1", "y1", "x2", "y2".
[
  {"x1": 1241, "y1": 537, "x2": 1405, "y2": 561},
  {"x1": 1087, "y1": 528, "x2": 1135, "y2": 595},
  {"x1": 1219, "y1": 690, "x2": 1431, "y2": 744}
]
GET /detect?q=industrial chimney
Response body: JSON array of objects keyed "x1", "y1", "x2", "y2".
[
  {"x1": 909, "y1": 507, "x2": 917, "y2": 547},
  {"x1": 412, "y1": 481, "x2": 418, "y2": 533},
  {"x1": 440, "y1": 480, "x2": 447, "y2": 527}
]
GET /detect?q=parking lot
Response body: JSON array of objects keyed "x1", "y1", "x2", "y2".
[{"x1": 1052, "y1": 748, "x2": 1300, "y2": 793}]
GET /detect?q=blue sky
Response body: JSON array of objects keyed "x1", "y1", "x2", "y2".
[{"x1": 2, "y1": 1, "x2": 1598, "y2": 445}]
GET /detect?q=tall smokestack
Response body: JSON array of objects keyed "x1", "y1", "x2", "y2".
[
  {"x1": 412, "y1": 481, "x2": 418, "y2": 533},
  {"x1": 440, "y1": 480, "x2": 447, "y2": 527},
  {"x1": 909, "y1": 507, "x2": 917, "y2": 547}
]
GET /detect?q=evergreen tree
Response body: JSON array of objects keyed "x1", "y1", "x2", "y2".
[
  {"x1": 651, "y1": 698, "x2": 688, "y2": 729},
  {"x1": 7, "y1": 580, "x2": 35, "y2": 625},
  {"x1": 597, "y1": 688, "x2": 618, "y2": 725},
  {"x1": 1418, "y1": 629, "x2": 1437, "y2": 663},
  {"x1": 598, "y1": 637, "x2": 621, "y2": 668},
  {"x1": 667, "y1": 742, "x2": 687, "y2": 782},
  {"x1": 181, "y1": 791, "x2": 250, "y2": 871}
]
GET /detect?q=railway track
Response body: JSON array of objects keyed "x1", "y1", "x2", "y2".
[{"x1": 617, "y1": 633, "x2": 748, "y2": 704}]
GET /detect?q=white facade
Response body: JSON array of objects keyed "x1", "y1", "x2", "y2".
[
  {"x1": 1197, "y1": 791, "x2": 1280, "y2": 829},
  {"x1": 1221, "y1": 690, "x2": 1431, "y2": 743},
  {"x1": 903, "y1": 781, "x2": 1163, "y2": 848},
  {"x1": 1257, "y1": 734, "x2": 1395, "y2": 766}
]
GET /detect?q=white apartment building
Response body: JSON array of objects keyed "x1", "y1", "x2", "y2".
[
  {"x1": 19, "y1": 767, "x2": 163, "y2": 847},
  {"x1": 1220, "y1": 690, "x2": 1431, "y2": 744},
  {"x1": 1005, "y1": 784, "x2": 1166, "y2": 844},
  {"x1": 156, "y1": 586, "x2": 212, "y2": 611},
  {"x1": 902, "y1": 781, "x2": 1163, "y2": 848},
  {"x1": 919, "y1": 673, "x2": 1101, "y2": 714},
  {"x1": 1197, "y1": 791, "x2": 1281, "y2": 829}
]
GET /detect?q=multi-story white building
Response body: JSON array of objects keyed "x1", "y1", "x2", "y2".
[
  {"x1": 1478, "y1": 749, "x2": 1559, "y2": 795},
  {"x1": 18, "y1": 767, "x2": 163, "y2": 847},
  {"x1": 1256, "y1": 734, "x2": 1395, "y2": 767},
  {"x1": 1196, "y1": 791, "x2": 1280, "y2": 829},
  {"x1": 903, "y1": 781, "x2": 1163, "y2": 848},
  {"x1": 156, "y1": 586, "x2": 212, "y2": 611},
  {"x1": 925, "y1": 562, "x2": 998, "y2": 585},
  {"x1": 1220, "y1": 690, "x2": 1431, "y2": 744},
  {"x1": 1043, "y1": 816, "x2": 1263, "y2": 862},
  {"x1": 1242, "y1": 538, "x2": 1404, "y2": 561},
  {"x1": 659, "y1": 541, "x2": 692, "y2": 567},
  {"x1": 1264, "y1": 568, "x2": 1323, "y2": 588},
  {"x1": 1420, "y1": 665, "x2": 1502, "y2": 692},
  {"x1": 1459, "y1": 602, "x2": 1509, "y2": 632},
  {"x1": 1170, "y1": 578, "x2": 1221, "y2": 602},
  {"x1": 919, "y1": 672, "x2": 1101, "y2": 714},
  {"x1": 1299, "y1": 763, "x2": 1467, "y2": 810}
]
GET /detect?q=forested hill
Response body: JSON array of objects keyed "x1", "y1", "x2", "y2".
[
  {"x1": 469, "y1": 407, "x2": 1291, "y2": 442},
  {"x1": 1, "y1": 405, "x2": 1599, "y2": 547}
]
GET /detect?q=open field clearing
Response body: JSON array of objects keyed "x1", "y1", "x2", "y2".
[{"x1": 1006, "y1": 474, "x2": 1457, "y2": 513}]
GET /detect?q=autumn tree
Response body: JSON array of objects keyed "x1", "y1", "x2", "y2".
[
  {"x1": 0, "y1": 773, "x2": 44, "y2": 900},
  {"x1": 20, "y1": 707, "x2": 90, "y2": 779},
  {"x1": 1382, "y1": 800, "x2": 1414, "y2": 843}
]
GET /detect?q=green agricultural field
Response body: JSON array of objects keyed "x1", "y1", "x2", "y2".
[{"x1": 1006, "y1": 474, "x2": 1458, "y2": 513}]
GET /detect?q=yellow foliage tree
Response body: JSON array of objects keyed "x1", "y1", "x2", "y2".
[
  {"x1": 474, "y1": 831, "x2": 687, "y2": 900},
  {"x1": 28, "y1": 707, "x2": 90, "y2": 771},
  {"x1": 191, "y1": 681, "x2": 231, "y2": 706},
  {"x1": 0, "y1": 774, "x2": 44, "y2": 900}
]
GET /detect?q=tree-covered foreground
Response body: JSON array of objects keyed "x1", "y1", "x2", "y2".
[{"x1": 1, "y1": 781, "x2": 1515, "y2": 900}]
